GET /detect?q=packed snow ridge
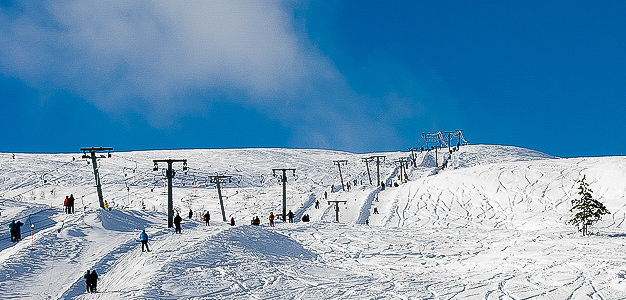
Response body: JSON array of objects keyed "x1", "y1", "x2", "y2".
[{"x1": 0, "y1": 144, "x2": 625, "y2": 299}]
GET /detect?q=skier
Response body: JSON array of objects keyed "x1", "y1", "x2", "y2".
[
  {"x1": 254, "y1": 216, "x2": 260, "y2": 226},
  {"x1": 8, "y1": 220, "x2": 16, "y2": 242},
  {"x1": 68, "y1": 194, "x2": 75, "y2": 214},
  {"x1": 346, "y1": 182, "x2": 351, "y2": 191},
  {"x1": 230, "y1": 217, "x2": 235, "y2": 226},
  {"x1": 103, "y1": 200, "x2": 109, "y2": 211},
  {"x1": 203, "y1": 211, "x2": 210, "y2": 226},
  {"x1": 287, "y1": 210, "x2": 294, "y2": 223},
  {"x1": 84, "y1": 270, "x2": 92, "y2": 293},
  {"x1": 269, "y1": 212, "x2": 275, "y2": 227},
  {"x1": 13, "y1": 220, "x2": 23, "y2": 241},
  {"x1": 380, "y1": 182, "x2": 385, "y2": 191},
  {"x1": 140, "y1": 230, "x2": 150, "y2": 252},
  {"x1": 89, "y1": 270, "x2": 98, "y2": 293},
  {"x1": 64, "y1": 196, "x2": 69, "y2": 214},
  {"x1": 188, "y1": 208, "x2": 193, "y2": 219},
  {"x1": 324, "y1": 191, "x2": 327, "y2": 200},
  {"x1": 315, "y1": 200, "x2": 320, "y2": 209},
  {"x1": 174, "y1": 214, "x2": 182, "y2": 234},
  {"x1": 331, "y1": 185, "x2": 335, "y2": 192}
]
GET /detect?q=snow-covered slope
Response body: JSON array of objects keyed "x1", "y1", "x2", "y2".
[{"x1": 1, "y1": 145, "x2": 625, "y2": 299}]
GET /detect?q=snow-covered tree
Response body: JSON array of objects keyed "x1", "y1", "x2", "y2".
[{"x1": 568, "y1": 175, "x2": 610, "y2": 236}]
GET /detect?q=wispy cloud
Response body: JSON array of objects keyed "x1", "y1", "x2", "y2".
[{"x1": 0, "y1": 0, "x2": 427, "y2": 151}]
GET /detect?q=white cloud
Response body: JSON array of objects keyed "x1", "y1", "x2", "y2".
[{"x1": 0, "y1": 0, "x2": 411, "y2": 151}]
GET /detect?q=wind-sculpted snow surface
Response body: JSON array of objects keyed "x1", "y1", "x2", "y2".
[{"x1": 0, "y1": 145, "x2": 626, "y2": 299}]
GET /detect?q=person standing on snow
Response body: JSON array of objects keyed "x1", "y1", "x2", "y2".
[
  {"x1": 203, "y1": 211, "x2": 210, "y2": 226},
  {"x1": 64, "y1": 196, "x2": 69, "y2": 214},
  {"x1": 68, "y1": 194, "x2": 75, "y2": 214},
  {"x1": 14, "y1": 220, "x2": 23, "y2": 241},
  {"x1": 188, "y1": 208, "x2": 193, "y2": 219},
  {"x1": 140, "y1": 230, "x2": 150, "y2": 252},
  {"x1": 174, "y1": 214, "x2": 182, "y2": 234},
  {"x1": 89, "y1": 270, "x2": 98, "y2": 293},
  {"x1": 269, "y1": 212, "x2": 275, "y2": 227},
  {"x1": 84, "y1": 270, "x2": 92, "y2": 293},
  {"x1": 287, "y1": 210, "x2": 294, "y2": 223},
  {"x1": 9, "y1": 220, "x2": 16, "y2": 242},
  {"x1": 230, "y1": 217, "x2": 235, "y2": 226}
]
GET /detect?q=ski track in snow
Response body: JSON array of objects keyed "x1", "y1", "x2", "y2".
[{"x1": 0, "y1": 145, "x2": 626, "y2": 299}]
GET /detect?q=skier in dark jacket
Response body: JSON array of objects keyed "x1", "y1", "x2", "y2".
[
  {"x1": 84, "y1": 270, "x2": 92, "y2": 293},
  {"x1": 140, "y1": 230, "x2": 150, "y2": 252},
  {"x1": 89, "y1": 270, "x2": 98, "y2": 293},
  {"x1": 188, "y1": 208, "x2": 193, "y2": 219},
  {"x1": 9, "y1": 220, "x2": 16, "y2": 242},
  {"x1": 68, "y1": 194, "x2": 75, "y2": 214},
  {"x1": 14, "y1": 221, "x2": 23, "y2": 241},
  {"x1": 203, "y1": 211, "x2": 210, "y2": 226},
  {"x1": 287, "y1": 210, "x2": 294, "y2": 223},
  {"x1": 174, "y1": 214, "x2": 182, "y2": 234},
  {"x1": 230, "y1": 217, "x2": 235, "y2": 226}
]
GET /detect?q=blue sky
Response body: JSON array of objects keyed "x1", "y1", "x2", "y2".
[{"x1": 1, "y1": 1, "x2": 625, "y2": 157}]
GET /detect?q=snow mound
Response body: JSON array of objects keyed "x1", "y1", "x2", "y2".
[{"x1": 221, "y1": 225, "x2": 317, "y2": 260}]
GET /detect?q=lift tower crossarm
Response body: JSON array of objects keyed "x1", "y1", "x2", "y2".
[
  {"x1": 153, "y1": 159, "x2": 188, "y2": 228},
  {"x1": 272, "y1": 168, "x2": 296, "y2": 222},
  {"x1": 80, "y1": 147, "x2": 113, "y2": 209}
]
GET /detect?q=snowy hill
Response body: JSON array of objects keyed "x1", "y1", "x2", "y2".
[{"x1": 1, "y1": 145, "x2": 625, "y2": 299}]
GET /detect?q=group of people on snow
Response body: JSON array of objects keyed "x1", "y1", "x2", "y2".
[
  {"x1": 63, "y1": 194, "x2": 75, "y2": 214},
  {"x1": 84, "y1": 270, "x2": 98, "y2": 293},
  {"x1": 8, "y1": 220, "x2": 23, "y2": 242}
]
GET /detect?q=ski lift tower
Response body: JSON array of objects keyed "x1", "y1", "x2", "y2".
[
  {"x1": 80, "y1": 147, "x2": 113, "y2": 209},
  {"x1": 153, "y1": 159, "x2": 188, "y2": 228},
  {"x1": 333, "y1": 160, "x2": 348, "y2": 191},
  {"x1": 272, "y1": 168, "x2": 296, "y2": 221},
  {"x1": 208, "y1": 174, "x2": 233, "y2": 222}
]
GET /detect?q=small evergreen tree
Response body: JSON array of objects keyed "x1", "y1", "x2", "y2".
[{"x1": 568, "y1": 175, "x2": 610, "y2": 236}]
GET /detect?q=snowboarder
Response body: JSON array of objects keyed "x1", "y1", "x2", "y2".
[
  {"x1": 89, "y1": 270, "x2": 98, "y2": 293},
  {"x1": 188, "y1": 208, "x2": 193, "y2": 219},
  {"x1": 230, "y1": 217, "x2": 235, "y2": 226},
  {"x1": 140, "y1": 230, "x2": 150, "y2": 252},
  {"x1": 301, "y1": 214, "x2": 310, "y2": 222},
  {"x1": 287, "y1": 210, "x2": 294, "y2": 223},
  {"x1": 269, "y1": 212, "x2": 275, "y2": 227},
  {"x1": 174, "y1": 214, "x2": 182, "y2": 234},
  {"x1": 203, "y1": 211, "x2": 210, "y2": 226},
  {"x1": 84, "y1": 270, "x2": 92, "y2": 293},
  {"x1": 68, "y1": 194, "x2": 75, "y2": 214},
  {"x1": 103, "y1": 200, "x2": 110, "y2": 211}
]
